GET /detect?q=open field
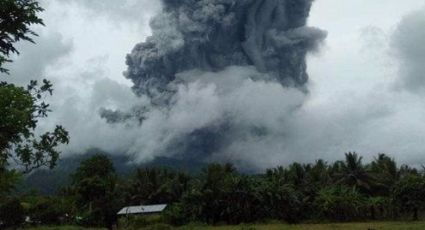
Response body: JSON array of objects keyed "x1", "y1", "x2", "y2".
[
  {"x1": 184, "y1": 222, "x2": 425, "y2": 230},
  {"x1": 21, "y1": 227, "x2": 105, "y2": 230},
  {"x1": 21, "y1": 222, "x2": 425, "y2": 230}
]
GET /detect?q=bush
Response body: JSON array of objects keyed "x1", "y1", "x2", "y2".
[
  {"x1": 0, "y1": 198, "x2": 25, "y2": 227},
  {"x1": 75, "y1": 210, "x2": 96, "y2": 227},
  {"x1": 162, "y1": 203, "x2": 187, "y2": 226},
  {"x1": 315, "y1": 186, "x2": 367, "y2": 221},
  {"x1": 29, "y1": 197, "x2": 68, "y2": 224},
  {"x1": 261, "y1": 183, "x2": 305, "y2": 223}
]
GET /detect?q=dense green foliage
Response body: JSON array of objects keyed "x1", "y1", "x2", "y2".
[
  {"x1": 0, "y1": 0, "x2": 69, "y2": 200},
  {"x1": 16, "y1": 221, "x2": 425, "y2": 230},
  {"x1": 0, "y1": 0, "x2": 44, "y2": 73},
  {"x1": 155, "y1": 153, "x2": 425, "y2": 225},
  {"x1": 0, "y1": 81, "x2": 69, "y2": 173},
  {"x1": 66, "y1": 154, "x2": 120, "y2": 228},
  {"x1": 0, "y1": 2, "x2": 69, "y2": 229},
  {"x1": 0, "y1": 197, "x2": 25, "y2": 227},
  {"x1": 15, "y1": 152, "x2": 421, "y2": 229}
]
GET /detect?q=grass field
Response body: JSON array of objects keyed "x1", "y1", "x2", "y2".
[
  {"x1": 21, "y1": 227, "x2": 104, "y2": 230},
  {"x1": 21, "y1": 222, "x2": 425, "y2": 230},
  {"x1": 174, "y1": 221, "x2": 425, "y2": 230},
  {"x1": 179, "y1": 222, "x2": 425, "y2": 230}
]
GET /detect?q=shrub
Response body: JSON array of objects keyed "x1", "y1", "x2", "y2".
[
  {"x1": 315, "y1": 186, "x2": 367, "y2": 221},
  {"x1": 0, "y1": 198, "x2": 25, "y2": 227},
  {"x1": 162, "y1": 203, "x2": 187, "y2": 226},
  {"x1": 29, "y1": 197, "x2": 67, "y2": 224}
]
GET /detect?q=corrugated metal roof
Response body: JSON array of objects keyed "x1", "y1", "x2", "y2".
[{"x1": 117, "y1": 204, "x2": 167, "y2": 215}]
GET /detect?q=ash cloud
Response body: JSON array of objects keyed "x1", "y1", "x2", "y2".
[
  {"x1": 103, "y1": 0, "x2": 326, "y2": 168},
  {"x1": 124, "y1": 0, "x2": 326, "y2": 97}
]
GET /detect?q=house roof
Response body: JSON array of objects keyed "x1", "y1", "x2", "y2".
[{"x1": 117, "y1": 204, "x2": 167, "y2": 215}]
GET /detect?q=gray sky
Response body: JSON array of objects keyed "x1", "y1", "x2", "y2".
[{"x1": 2, "y1": 0, "x2": 425, "y2": 168}]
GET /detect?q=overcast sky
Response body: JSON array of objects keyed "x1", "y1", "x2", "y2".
[{"x1": 2, "y1": 0, "x2": 425, "y2": 168}]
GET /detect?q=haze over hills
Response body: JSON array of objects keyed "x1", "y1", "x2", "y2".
[{"x1": 20, "y1": 150, "x2": 210, "y2": 195}]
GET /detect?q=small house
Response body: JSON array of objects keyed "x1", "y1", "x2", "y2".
[{"x1": 117, "y1": 204, "x2": 167, "y2": 216}]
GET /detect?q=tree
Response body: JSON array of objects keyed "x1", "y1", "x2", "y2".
[
  {"x1": 334, "y1": 152, "x2": 373, "y2": 193},
  {"x1": 0, "y1": 169, "x2": 21, "y2": 197},
  {"x1": 0, "y1": 0, "x2": 69, "y2": 196},
  {"x1": 125, "y1": 168, "x2": 190, "y2": 205},
  {"x1": 261, "y1": 179, "x2": 304, "y2": 223},
  {"x1": 28, "y1": 196, "x2": 70, "y2": 225},
  {"x1": 315, "y1": 185, "x2": 367, "y2": 221},
  {"x1": 0, "y1": 81, "x2": 69, "y2": 173},
  {"x1": 0, "y1": 0, "x2": 44, "y2": 73},
  {"x1": 365, "y1": 154, "x2": 399, "y2": 219},
  {"x1": 0, "y1": 197, "x2": 25, "y2": 227},
  {"x1": 392, "y1": 174, "x2": 425, "y2": 220},
  {"x1": 197, "y1": 163, "x2": 238, "y2": 224},
  {"x1": 71, "y1": 154, "x2": 119, "y2": 228},
  {"x1": 169, "y1": 163, "x2": 254, "y2": 225},
  {"x1": 307, "y1": 160, "x2": 331, "y2": 188},
  {"x1": 264, "y1": 166, "x2": 305, "y2": 223},
  {"x1": 369, "y1": 153, "x2": 398, "y2": 196}
]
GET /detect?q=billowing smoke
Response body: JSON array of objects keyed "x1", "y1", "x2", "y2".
[
  {"x1": 125, "y1": 0, "x2": 326, "y2": 96},
  {"x1": 102, "y1": 0, "x2": 326, "y2": 168}
]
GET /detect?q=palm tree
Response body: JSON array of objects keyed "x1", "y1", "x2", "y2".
[
  {"x1": 392, "y1": 174, "x2": 425, "y2": 220},
  {"x1": 307, "y1": 159, "x2": 331, "y2": 187},
  {"x1": 334, "y1": 152, "x2": 373, "y2": 193},
  {"x1": 127, "y1": 167, "x2": 184, "y2": 205},
  {"x1": 370, "y1": 154, "x2": 398, "y2": 196}
]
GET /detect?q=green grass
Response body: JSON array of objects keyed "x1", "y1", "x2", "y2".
[
  {"x1": 174, "y1": 221, "x2": 425, "y2": 230},
  {"x1": 21, "y1": 226, "x2": 106, "y2": 230},
  {"x1": 21, "y1": 222, "x2": 425, "y2": 230}
]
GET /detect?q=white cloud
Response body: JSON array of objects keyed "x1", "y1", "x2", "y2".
[{"x1": 391, "y1": 6, "x2": 425, "y2": 92}]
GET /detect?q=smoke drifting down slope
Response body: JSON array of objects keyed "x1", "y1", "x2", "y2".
[{"x1": 102, "y1": 0, "x2": 326, "y2": 168}]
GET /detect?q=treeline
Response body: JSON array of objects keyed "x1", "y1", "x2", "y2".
[{"x1": 2, "y1": 152, "x2": 425, "y2": 228}]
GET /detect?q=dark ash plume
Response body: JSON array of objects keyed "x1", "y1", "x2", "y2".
[
  {"x1": 124, "y1": 0, "x2": 326, "y2": 97},
  {"x1": 103, "y1": 0, "x2": 326, "y2": 168}
]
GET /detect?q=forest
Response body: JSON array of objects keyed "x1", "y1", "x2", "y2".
[{"x1": 3, "y1": 152, "x2": 425, "y2": 229}]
